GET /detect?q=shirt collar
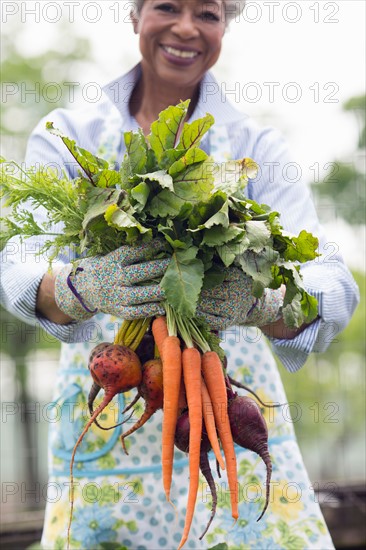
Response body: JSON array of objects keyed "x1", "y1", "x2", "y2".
[{"x1": 102, "y1": 62, "x2": 244, "y2": 128}]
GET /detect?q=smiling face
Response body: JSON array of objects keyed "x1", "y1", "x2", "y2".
[{"x1": 133, "y1": 0, "x2": 226, "y2": 91}]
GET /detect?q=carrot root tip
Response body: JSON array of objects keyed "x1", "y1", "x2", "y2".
[{"x1": 120, "y1": 436, "x2": 129, "y2": 455}]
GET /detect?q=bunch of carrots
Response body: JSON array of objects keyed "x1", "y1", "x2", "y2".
[
  {"x1": 152, "y1": 310, "x2": 238, "y2": 550},
  {"x1": 67, "y1": 308, "x2": 276, "y2": 550}
]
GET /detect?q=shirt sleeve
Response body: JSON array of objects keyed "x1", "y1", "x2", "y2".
[
  {"x1": 0, "y1": 110, "x2": 91, "y2": 343},
  {"x1": 235, "y1": 124, "x2": 360, "y2": 372}
]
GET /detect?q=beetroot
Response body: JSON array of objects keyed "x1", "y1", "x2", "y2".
[
  {"x1": 228, "y1": 395, "x2": 272, "y2": 521},
  {"x1": 175, "y1": 411, "x2": 217, "y2": 540},
  {"x1": 68, "y1": 343, "x2": 142, "y2": 544},
  {"x1": 120, "y1": 358, "x2": 164, "y2": 454},
  {"x1": 134, "y1": 331, "x2": 155, "y2": 365}
]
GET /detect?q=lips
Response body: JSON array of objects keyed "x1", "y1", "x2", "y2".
[
  {"x1": 163, "y1": 45, "x2": 198, "y2": 58},
  {"x1": 160, "y1": 43, "x2": 201, "y2": 64}
]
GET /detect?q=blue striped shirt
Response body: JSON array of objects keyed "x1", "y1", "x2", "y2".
[{"x1": 0, "y1": 64, "x2": 359, "y2": 372}]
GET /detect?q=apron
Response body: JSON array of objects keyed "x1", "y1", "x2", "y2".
[{"x1": 40, "y1": 113, "x2": 335, "y2": 550}]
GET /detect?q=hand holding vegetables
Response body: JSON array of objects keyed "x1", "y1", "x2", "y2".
[
  {"x1": 54, "y1": 241, "x2": 169, "y2": 321},
  {"x1": 198, "y1": 267, "x2": 283, "y2": 330}
]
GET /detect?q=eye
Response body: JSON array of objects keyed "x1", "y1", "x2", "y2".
[
  {"x1": 200, "y1": 10, "x2": 221, "y2": 22},
  {"x1": 155, "y1": 2, "x2": 177, "y2": 14}
]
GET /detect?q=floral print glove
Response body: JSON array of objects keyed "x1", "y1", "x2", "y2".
[
  {"x1": 55, "y1": 241, "x2": 169, "y2": 321},
  {"x1": 197, "y1": 267, "x2": 283, "y2": 331}
]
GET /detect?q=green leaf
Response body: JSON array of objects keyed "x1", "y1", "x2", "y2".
[
  {"x1": 178, "y1": 113, "x2": 215, "y2": 149},
  {"x1": 137, "y1": 169, "x2": 174, "y2": 191},
  {"x1": 216, "y1": 241, "x2": 250, "y2": 267},
  {"x1": 282, "y1": 276, "x2": 300, "y2": 307},
  {"x1": 46, "y1": 122, "x2": 108, "y2": 180},
  {"x1": 189, "y1": 193, "x2": 229, "y2": 231},
  {"x1": 148, "y1": 101, "x2": 189, "y2": 162},
  {"x1": 148, "y1": 189, "x2": 187, "y2": 218},
  {"x1": 173, "y1": 159, "x2": 214, "y2": 202},
  {"x1": 238, "y1": 247, "x2": 279, "y2": 296},
  {"x1": 168, "y1": 148, "x2": 208, "y2": 178},
  {"x1": 213, "y1": 157, "x2": 258, "y2": 195},
  {"x1": 130, "y1": 181, "x2": 150, "y2": 211},
  {"x1": 230, "y1": 196, "x2": 268, "y2": 218},
  {"x1": 245, "y1": 220, "x2": 271, "y2": 252},
  {"x1": 301, "y1": 292, "x2": 319, "y2": 323},
  {"x1": 104, "y1": 204, "x2": 151, "y2": 243},
  {"x1": 82, "y1": 188, "x2": 125, "y2": 232},
  {"x1": 124, "y1": 129, "x2": 148, "y2": 175},
  {"x1": 207, "y1": 544, "x2": 229, "y2": 550},
  {"x1": 282, "y1": 294, "x2": 304, "y2": 328},
  {"x1": 0, "y1": 215, "x2": 42, "y2": 250},
  {"x1": 284, "y1": 229, "x2": 320, "y2": 262},
  {"x1": 158, "y1": 223, "x2": 192, "y2": 249},
  {"x1": 95, "y1": 169, "x2": 121, "y2": 188},
  {"x1": 202, "y1": 225, "x2": 245, "y2": 247},
  {"x1": 201, "y1": 264, "x2": 226, "y2": 290},
  {"x1": 160, "y1": 250, "x2": 204, "y2": 316},
  {"x1": 160, "y1": 147, "x2": 187, "y2": 169}
]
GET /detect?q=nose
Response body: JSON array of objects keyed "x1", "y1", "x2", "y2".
[{"x1": 171, "y1": 11, "x2": 199, "y2": 40}]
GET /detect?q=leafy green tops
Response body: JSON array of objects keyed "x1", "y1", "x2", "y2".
[{"x1": 0, "y1": 100, "x2": 319, "y2": 327}]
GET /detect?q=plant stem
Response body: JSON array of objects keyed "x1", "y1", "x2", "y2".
[
  {"x1": 165, "y1": 303, "x2": 177, "y2": 337},
  {"x1": 188, "y1": 319, "x2": 210, "y2": 353}
]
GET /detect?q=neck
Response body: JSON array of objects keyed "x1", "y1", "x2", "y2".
[{"x1": 129, "y1": 66, "x2": 200, "y2": 134}]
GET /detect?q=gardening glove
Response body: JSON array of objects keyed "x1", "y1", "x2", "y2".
[
  {"x1": 55, "y1": 240, "x2": 170, "y2": 321},
  {"x1": 197, "y1": 267, "x2": 283, "y2": 331}
]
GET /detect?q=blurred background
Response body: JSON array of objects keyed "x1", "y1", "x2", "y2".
[{"x1": 1, "y1": 1, "x2": 365, "y2": 548}]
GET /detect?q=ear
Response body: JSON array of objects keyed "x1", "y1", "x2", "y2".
[{"x1": 130, "y1": 9, "x2": 139, "y2": 34}]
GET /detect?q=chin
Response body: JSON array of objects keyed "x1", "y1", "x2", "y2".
[{"x1": 159, "y1": 66, "x2": 204, "y2": 90}]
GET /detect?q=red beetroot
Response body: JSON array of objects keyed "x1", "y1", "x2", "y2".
[
  {"x1": 121, "y1": 358, "x2": 164, "y2": 454},
  {"x1": 175, "y1": 411, "x2": 217, "y2": 540},
  {"x1": 228, "y1": 395, "x2": 272, "y2": 521}
]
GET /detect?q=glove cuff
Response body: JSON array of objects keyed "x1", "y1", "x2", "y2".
[
  {"x1": 246, "y1": 288, "x2": 283, "y2": 327},
  {"x1": 54, "y1": 264, "x2": 95, "y2": 322}
]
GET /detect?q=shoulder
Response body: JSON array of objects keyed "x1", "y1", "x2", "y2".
[
  {"x1": 29, "y1": 93, "x2": 120, "y2": 150},
  {"x1": 25, "y1": 92, "x2": 123, "y2": 172},
  {"x1": 201, "y1": 72, "x2": 288, "y2": 160},
  {"x1": 228, "y1": 117, "x2": 289, "y2": 161}
]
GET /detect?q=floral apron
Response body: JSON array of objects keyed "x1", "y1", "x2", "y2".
[{"x1": 40, "y1": 115, "x2": 335, "y2": 550}]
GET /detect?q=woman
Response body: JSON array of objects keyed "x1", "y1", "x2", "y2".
[{"x1": 1, "y1": 1, "x2": 359, "y2": 549}]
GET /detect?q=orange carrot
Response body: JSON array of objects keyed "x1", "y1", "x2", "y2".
[
  {"x1": 178, "y1": 377, "x2": 187, "y2": 413},
  {"x1": 152, "y1": 316, "x2": 169, "y2": 358},
  {"x1": 178, "y1": 347, "x2": 202, "y2": 550},
  {"x1": 201, "y1": 378, "x2": 225, "y2": 471},
  {"x1": 201, "y1": 351, "x2": 239, "y2": 520},
  {"x1": 161, "y1": 335, "x2": 182, "y2": 503}
]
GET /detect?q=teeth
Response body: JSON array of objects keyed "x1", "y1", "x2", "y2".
[{"x1": 163, "y1": 46, "x2": 198, "y2": 59}]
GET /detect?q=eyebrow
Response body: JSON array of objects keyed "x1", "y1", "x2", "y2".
[{"x1": 198, "y1": 0, "x2": 222, "y2": 6}]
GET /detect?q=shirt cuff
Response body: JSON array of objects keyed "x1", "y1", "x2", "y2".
[
  {"x1": 266, "y1": 288, "x2": 323, "y2": 372},
  {"x1": 0, "y1": 262, "x2": 87, "y2": 344}
]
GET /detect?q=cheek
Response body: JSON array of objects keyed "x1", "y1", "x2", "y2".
[
  {"x1": 208, "y1": 35, "x2": 223, "y2": 61},
  {"x1": 207, "y1": 29, "x2": 224, "y2": 54}
]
